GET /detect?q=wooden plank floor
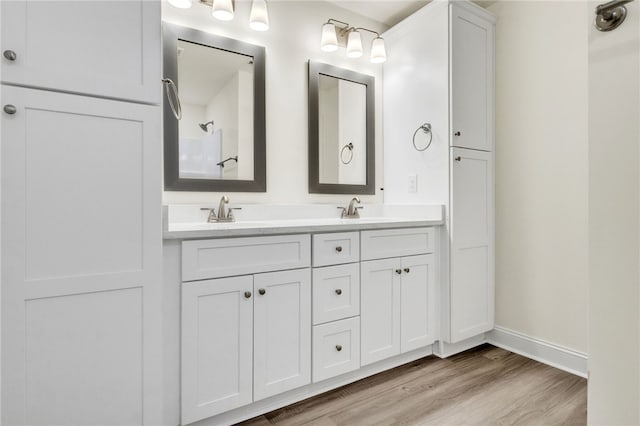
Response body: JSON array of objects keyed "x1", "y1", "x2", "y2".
[{"x1": 238, "y1": 345, "x2": 587, "y2": 426}]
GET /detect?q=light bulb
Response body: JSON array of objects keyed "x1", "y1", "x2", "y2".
[
  {"x1": 212, "y1": 0, "x2": 234, "y2": 21},
  {"x1": 320, "y1": 23, "x2": 338, "y2": 52},
  {"x1": 168, "y1": 0, "x2": 192, "y2": 8},
  {"x1": 346, "y1": 30, "x2": 363, "y2": 58},
  {"x1": 249, "y1": 0, "x2": 269, "y2": 31},
  {"x1": 370, "y1": 36, "x2": 387, "y2": 63}
]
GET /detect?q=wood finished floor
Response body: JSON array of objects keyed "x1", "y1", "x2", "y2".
[{"x1": 238, "y1": 345, "x2": 587, "y2": 426}]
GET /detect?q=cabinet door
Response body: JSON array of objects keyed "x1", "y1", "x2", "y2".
[
  {"x1": 450, "y1": 3, "x2": 494, "y2": 151},
  {"x1": 181, "y1": 276, "x2": 253, "y2": 424},
  {"x1": 360, "y1": 258, "x2": 401, "y2": 366},
  {"x1": 400, "y1": 254, "x2": 437, "y2": 352},
  {"x1": 1, "y1": 1, "x2": 160, "y2": 103},
  {"x1": 450, "y1": 147, "x2": 494, "y2": 342},
  {"x1": 1, "y1": 86, "x2": 162, "y2": 425},
  {"x1": 253, "y1": 269, "x2": 311, "y2": 401}
]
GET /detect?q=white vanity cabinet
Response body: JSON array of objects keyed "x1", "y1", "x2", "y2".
[
  {"x1": 0, "y1": 1, "x2": 160, "y2": 104},
  {"x1": 180, "y1": 235, "x2": 311, "y2": 424},
  {"x1": 360, "y1": 229, "x2": 437, "y2": 366}
]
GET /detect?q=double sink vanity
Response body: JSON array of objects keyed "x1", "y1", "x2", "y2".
[{"x1": 163, "y1": 201, "x2": 444, "y2": 425}]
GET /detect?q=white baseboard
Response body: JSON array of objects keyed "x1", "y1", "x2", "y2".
[
  {"x1": 486, "y1": 326, "x2": 588, "y2": 378},
  {"x1": 433, "y1": 334, "x2": 487, "y2": 358}
]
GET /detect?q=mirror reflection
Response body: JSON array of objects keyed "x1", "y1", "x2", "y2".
[
  {"x1": 177, "y1": 40, "x2": 254, "y2": 181},
  {"x1": 318, "y1": 75, "x2": 367, "y2": 185}
]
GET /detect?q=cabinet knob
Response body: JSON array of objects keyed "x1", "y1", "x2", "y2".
[
  {"x1": 404, "y1": 268, "x2": 410, "y2": 273},
  {"x1": 335, "y1": 246, "x2": 343, "y2": 253},
  {"x1": 454, "y1": 131, "x2": 461, "y2": 136},
  {"x1": 244, "y1": 291, "x2": 252, "y2": 299},
  {"x1": 335, "y1": 344, "x2": 343, "y2": 352},
  {"x1": 454, "y1": 156, "x2": 461, "y2": 162},
  {"x1": 3, "y1": 50, "x2": 16, "y2": 61},
  {"x1": 335, "y1": 289, "x2": 342, "y2": 295},
  {"x1": 395, "y1": 269, "x2": 402, "y2": 275},
  {"x1": 3, "y1": 105, "x2": 16, "y2": 115},
  {"x1": 258, "y1": 288, "x2": 266, "y2": 295}
]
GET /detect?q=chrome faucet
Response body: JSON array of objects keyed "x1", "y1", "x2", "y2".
[
  {"x1": 217, "y1": 195, "x2": 229, "y2": 221},
  {"x1": 339, "y1": 197, "x2": 363, "y2": 219},
  {"x1": 200, "y1": 195, "x2": 241, "y2": 223}
]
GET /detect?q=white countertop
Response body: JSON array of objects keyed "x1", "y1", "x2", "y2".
[{"x1": 163, "y1": 204, "x2": 445, "y2": 240}]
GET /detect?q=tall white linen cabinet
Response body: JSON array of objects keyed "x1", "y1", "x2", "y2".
[
  {"x1": 383, "y1": 0, "x2": 495, "y2": 345},
  {"x1": 1, "y1": 2, "x2": 162, "y2": 424}
]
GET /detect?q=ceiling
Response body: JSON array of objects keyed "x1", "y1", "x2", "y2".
[{"x1": 326, "y1": 0, "x2": 496, "y2": 27}]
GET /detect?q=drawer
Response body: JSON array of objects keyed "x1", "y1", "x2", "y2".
[
  {"x1": 182, "y1": 234, "x2": 311, "y2": 281},
  {"x1": 313, "y1": 232, "x2": 359, "y2": 267},
  {"x1": 361, "y1": 227, "x2": 435, "y2": 261},
  {"x1": 312, "y1": 317, "x2": 360, "y2": 383},
  {"x1": 312, "y1": 263, "x2": 360, "y2": 325}
]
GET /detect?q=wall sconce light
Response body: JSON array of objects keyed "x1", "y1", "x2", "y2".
[
  {"x1": 168, "y1": 0, "x2": 270, "y2": 31},
  {"x1": 320, "y1": 19, "x2": 387, "y2": 64}
]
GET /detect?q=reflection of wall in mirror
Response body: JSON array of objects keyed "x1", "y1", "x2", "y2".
[
  {"x1": 319, "y1": 78, "x2": 339, "y2": 184},
  {"x1": 178, "y1": 103, "x2": 223, "y2": 179},
  {"x1": 338, "y1": 80, "x2": 366, "y2": 185}
]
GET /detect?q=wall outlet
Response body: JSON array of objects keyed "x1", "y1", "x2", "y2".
[{"x1": 408, "y1": 174, "x2": 418, "y2": 193}]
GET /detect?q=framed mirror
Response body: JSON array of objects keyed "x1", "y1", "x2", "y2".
[
  {"x1": 163, "y1": 23, "x2": 266, "y2": 192},
  {"x1": 308, "y1": 61, "x2": 375, "y2": 194}
]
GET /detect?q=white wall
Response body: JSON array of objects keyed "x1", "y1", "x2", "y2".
[
  {"x1": 588, "y1": 0, "x2": 640, "y2": 422},
  {"x1": 487, "y1": 1, "x2": 589, "y2": 353},
  {"x1": 162, "y1": 0, "x2": 386, "y2": 205}
]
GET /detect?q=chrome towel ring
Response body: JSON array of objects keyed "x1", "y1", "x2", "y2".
[
  {"x1": 341, "y1": 142, "x2": 354, "y2": 164},
  {"x1": 162, "y1": 78, "x2": 182, "y2": 120},
  {"x1": 412, "y1": 123, "x2": 433, "y2": 151}
]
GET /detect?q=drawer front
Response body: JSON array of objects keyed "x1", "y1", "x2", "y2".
[
  {"x1": 312, "y1": 317, "x2": 361, "y2": 383},
  {"x1": 182, "y1": 234, "x2": 311, "y2": 281},
  {"x1": 361, "y1": 227, "x2": 435, "y2": 261},
  {"x1": 313, "y1": 232, "x2": 359, "y2": 267},
  {"x1": 312, "y1": 263, "x2": 360, "y2": 325}
]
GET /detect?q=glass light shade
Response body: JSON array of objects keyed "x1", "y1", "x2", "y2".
[
  {"x1": 370, "y1": 37, "x2": 387, "y2": 63},
  {"x1": 320, "y1": 23, "x2": 338, "y2": 52},
  {"x1": 168, "y1": 0, "x2": 192, "y2": 8},
  {"x1": 212, "y1": 0, "x2": 234, "y2": 21},
  {"x1": 249, "y1": 0, "x2": 269, "y2": 31},
  {"x1": 346, "y1": 30, "x2": 363, "y2": 58}
]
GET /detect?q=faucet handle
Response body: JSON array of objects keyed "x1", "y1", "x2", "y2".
[
  {"x1": 200, "y1": 207, "x2": 217, "y2": 223},
  {"x1": 228, "y1": 207, "x2": 242, "y2": 219},
  {"x1": 337, "y1": 206, "x2": 347, "y2": 218}
]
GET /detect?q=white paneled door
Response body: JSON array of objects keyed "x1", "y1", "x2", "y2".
[
  {"x1": 1, "y1": 86, "x2": 161, "y2": 425},
  {"x1": 400, "y1": 254, "x2": 437, "y2": 352}
]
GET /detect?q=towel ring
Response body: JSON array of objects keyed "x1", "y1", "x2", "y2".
[
  {"x1": 341, "y1": 142, "x2": 354, "y2": 165},
  {"x1": 412, "y1": 123, "x2": 433, "y2": 151},
  {"x1": 162, "y1": 78, "x2": 182, "y2": 120}
]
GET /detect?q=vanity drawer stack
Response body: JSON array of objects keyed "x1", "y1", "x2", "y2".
[{"x1": 311, "y1": 232, "x2": 361, "y2": 382}]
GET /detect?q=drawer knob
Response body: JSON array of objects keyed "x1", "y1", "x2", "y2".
[
  {"x1": 258, "y1": 288, "x2": 266, "y2": 295},
  {"x1": 454, "y1": 131, "x2": 461, "y2": 136},
  {"x1": 335, "y1": 246, "x2": 343, "y2": 253},
  {"x1": 335, "y1": 289, "x2": 342, "y2": 295},
  {"x1": 404, "y1": 268, "x2": 410, "y2": 273},
  {"x1": 3, "y1": 104, "x2": 16, "y2": 115},
  {"x1": 3, "y1": 50, "x2": 16, "y2": 61},
  {"x1": 455, "y1": 156, "x2": 461, "y2": 162},
  {"x1": 244, "y1": 291, "x2": 252, "y2": 299},
  {"x1": 395, "y1": 269, "x2": 402, "y2": 275},
  {"x1": 336, "y1": 344, "x2": 343, "y2": 352}
]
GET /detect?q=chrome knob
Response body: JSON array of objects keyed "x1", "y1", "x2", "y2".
[
  {"x1": 244, "y1": 291, "x2": 252, "y2": 299},
  {"x1": 404, "y1": 268, "x2": 410, "y2": 273},
  {"x1": 336, "y1": 344, "x2": 343, "y2": 352},
  {"x1": 335, "y1": 289, "x2": 342, "y2": 295},
  {"x1": 258, "y1": 288, "x2": 266, "y2": 295},
  {"x1": 3, "y1": 105, "x2": 16, "y2": 115},
  {"x1": 395, "y1": 269, "x2": 402, "y2": 275},
  {"x1": 454, "y1": 131, "x2": 461, "y2": 136},
  {"x1": 335, "y1": 246, "x2": 343, "y2": 253},
  {"x1": 3, "y1": 50, "x2": 16, "y2": 61}
]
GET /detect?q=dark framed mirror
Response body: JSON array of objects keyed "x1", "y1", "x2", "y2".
[
  {"x1": 308, "y1": 61, "x2": 375, "y2": 194},
  {"x1": 163, "y1": 22, "x2": 266, "y2": 192}
]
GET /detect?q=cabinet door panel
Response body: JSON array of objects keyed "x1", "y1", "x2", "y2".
[
  {"x1": 254, "y1": 269, "x2": 311, "y2": 401},
  {"x1": 451, "y1": 4, "x2": 494, "y2": 151},
  {"x1": 401, "y1": 254, "x2": 437, "y2": 352},
  {"x1": 450, "y1": 147, "x2": 494, "y2": 341},
  {"x1": 181, "y1": 276, "x2": 253, "y2": 424},
  {"x1": 360, "y1": 258, "x2": 401, "y2": 365},
  {"x1": 1, "y1": 1, "x2": 160, "y2": 103}
]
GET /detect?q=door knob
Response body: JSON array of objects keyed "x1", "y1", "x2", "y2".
[
  {"x1": 258, "y1": 288, "x2": 266, "y2": 295},
  {"x1": 335, "y1": 246, "x2": 343, "y2": 253},
  {"x1": 244, "y1": 291, "x2": 252, "y2": 299},
  {"x1": 395, "y1": 269, "x2": 402, "y2": 275},
  {"x1": 454, "y1": 131, "x2": 461, "y2": 136},
  {"x1": 404, "y1": 268, "x2": 410, "y2": 273},
  {"x1": 335, "y1": 289, "x2": 342, "y2": 295},
  {"x1": 455, "y1": 156, "x2": 461, "y2": 162},
  {"x1": 3, "y1": 50, "x2": 16, "y2": 61},
  {"x1": 3, "y1": 105, "x2": 16, "y2": 115},
  {"x1": 336, "y1": 344, "x2": 343, "y2": 352}
]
